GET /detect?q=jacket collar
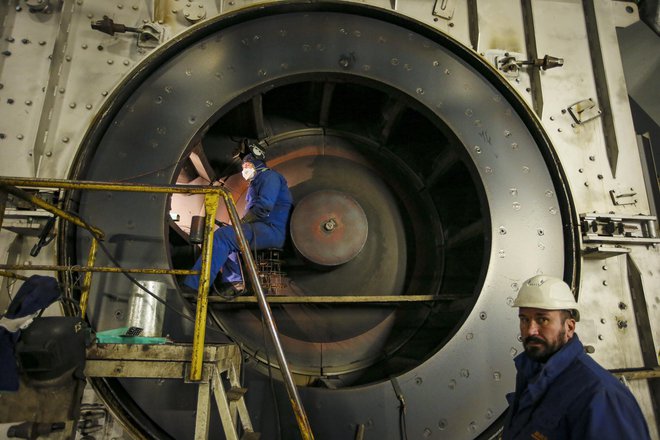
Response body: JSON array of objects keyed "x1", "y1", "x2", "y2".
[{"x1": 513, "y1": 334, "x2": 583, "y2": 409}]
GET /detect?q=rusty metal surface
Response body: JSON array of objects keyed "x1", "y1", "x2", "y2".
[{"x1": 290, "y1": 189, "x2": 368, "y2": 267}]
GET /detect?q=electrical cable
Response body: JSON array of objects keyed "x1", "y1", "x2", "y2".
[
  {"x1": 390, "y1": 376, "x2": 409, "y2": 440},
  {"x1": 399, "y1": 405, "x2": 409, "y2": 440},
  {"x1": 108, "y1": 138, "x2": 245, "y2": 195},
  {"x1": 113, "y1": 159, "x2": 185, "y2": 184}
]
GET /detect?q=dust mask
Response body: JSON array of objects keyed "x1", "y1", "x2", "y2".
[{"x1": 242, "y1": 167, "x2": 256, "y2": 181}]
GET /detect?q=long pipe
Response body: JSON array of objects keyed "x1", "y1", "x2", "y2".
[
  {"x1": 222, "y1": 191, "x2": 315, "y2": 440},
  {"x1": 0, "y1": 176, "x2": 235, "y2": 194},
  {"x1": 0, "y1": 270, "x2": 28, "y2": 280},
  {"x1": 0, "y1": 265, "x2": 198, "y2": 275}
]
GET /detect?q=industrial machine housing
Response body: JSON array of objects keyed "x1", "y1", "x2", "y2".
[{"x1": 0, "y1": 1, "x2": 658, "y2": 439}]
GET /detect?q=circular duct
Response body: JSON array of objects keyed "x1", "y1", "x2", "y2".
[{"x1": 66, "y1": 4, "x2": 576, "y2": 439}]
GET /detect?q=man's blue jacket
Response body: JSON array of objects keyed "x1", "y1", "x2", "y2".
[
  {"x1": 502, "y1": 334, "x2": 650, "y2": 440},
  {"x1": 183, "y1": 161, "x2": 292, "y2": 289},
  {"x1": 243, "y1": 164, "x2": 292, "y2": 228}
]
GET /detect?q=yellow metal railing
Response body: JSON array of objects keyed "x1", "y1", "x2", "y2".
[
  {"x1": 0, "y1": 176, "x2": 314, "y2": 440},
  {"x1": 0, "y1": 178, "x2": 218, "y2": 378}
]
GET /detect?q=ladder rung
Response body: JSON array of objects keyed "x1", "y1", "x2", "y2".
[{"x1": 226, "y1": 387, "x2": 248, "y2": 401}]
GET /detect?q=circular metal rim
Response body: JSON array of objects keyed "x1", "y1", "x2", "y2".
[
  {"x1": 65, "y1": 0, "x2": 578, "y2": 287},
  {"x1": 60, "y1": 3, "x2": 579, "y2": 439}
]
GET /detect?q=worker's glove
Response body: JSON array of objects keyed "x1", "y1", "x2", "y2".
[{"x1": 241, "y1": 211, "x2": 258, "y2": 224}]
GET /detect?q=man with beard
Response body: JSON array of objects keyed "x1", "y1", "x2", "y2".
[{"x1": 502, "y1": 275, "x2": 650, "y2": 440}]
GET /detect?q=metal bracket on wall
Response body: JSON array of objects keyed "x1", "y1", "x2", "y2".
[
  {"x1": 137, "y1": 23, "x2": 163, "y2": 49},
  {"x1": 582, "y1": 244, "x2": 631, "y2": 260},
  {"x1": 581, "y1": 213, "x2": 659, "y2": 245},
  {"x1": 609, "y1": 188, "x2": 638, "y2": 206},
  {"x1": 493, "y1": 51, "x2": 525, "y2": 78},
  {"x1": 433, "y1": 0, "x2": 455, "y2": 19},
  {"x1": 567, "y1": 98, "x2": 602, "y2": 126}
]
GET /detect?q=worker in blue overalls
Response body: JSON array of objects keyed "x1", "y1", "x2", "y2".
[
  {"x1": 183, "y1": 142, "x2": 292, "y2": 296},
  {"x1": 502, "y1": 275, "x2": 651, "y2": 439}
]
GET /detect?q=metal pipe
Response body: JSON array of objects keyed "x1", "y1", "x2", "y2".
[
  {"x1": 189, "y1": 192, "x2": 220, "y2": 382},
  {"x1": 0, "y1": 270, "x2": 28, "y2": 281},
  {"x1": 611, "y1": 368, "x2": 660, "y2": 381},
  {"x1": 199, "y1": 294, "x2": 460, "y2": 304},
  {"x1": 0, "y1": 177, "x2": 231, "y2": 195},
  {"x1": 648, "y1": 219, "x2": 657, "y2": 238},
  {"x1": 204, "y1": 294, "x2": 458, "y2": 304},
  {"x1": 0, "y1": 264, "x2": 198, "y2": 275},
  {"x1": 80, "y1": 238, "x2": 98, "y2": 318},
  {"x1": 223, "y1": 192, "x2": 315, "y2": 439}
]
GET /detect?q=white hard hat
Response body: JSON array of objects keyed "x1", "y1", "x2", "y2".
[{"x1": 513, "y1": 275, "x2": 580, "y2": 321}]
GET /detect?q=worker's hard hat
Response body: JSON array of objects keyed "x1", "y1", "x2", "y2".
[{"x1": 513, "y1": 275, "x2": 580, "y2": 321}]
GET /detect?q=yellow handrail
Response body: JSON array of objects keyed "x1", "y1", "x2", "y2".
[
  {"x1": 0, "y1": 177, "x2": 230, "y2": 382},
  {"x1": 80, "y1": 237, "x2": 98, "y2": 319},
  {"x1": 0, "y1": 176, "x2": 315, "y2": 440}
]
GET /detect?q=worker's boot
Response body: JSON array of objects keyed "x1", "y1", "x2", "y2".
[{"x1": 214, "y1": 282, "x2": 246, "y2": 298}]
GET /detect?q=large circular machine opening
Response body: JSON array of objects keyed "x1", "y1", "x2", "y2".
[
  {"x1": 169, "y1": 79, "x2": 489, "y2": 386},
  {"x1": 68, "y1": 6, "x2": 574, "y2": 439}
]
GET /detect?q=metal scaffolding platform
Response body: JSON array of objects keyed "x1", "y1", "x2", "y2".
[{"x1": 85, "y1": 343, "x2": 257, "y2": 440}]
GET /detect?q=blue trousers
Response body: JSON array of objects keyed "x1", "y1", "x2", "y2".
[{"x1": 183, "y1": 222, "x2": 286, "y2": 290}]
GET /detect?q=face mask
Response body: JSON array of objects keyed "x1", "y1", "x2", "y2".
[{"x1": 242, "y1": 167, "x2": 256, "y2": 181}]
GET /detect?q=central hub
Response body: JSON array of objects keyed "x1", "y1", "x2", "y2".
[
  {"x1": 290, "y1": 189, "x2": 368, "y2": 267},
  {"x1": 323, "y1": 218, "x2": 337, "y2": 232}
]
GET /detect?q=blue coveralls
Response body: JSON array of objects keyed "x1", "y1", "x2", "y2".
[
  {"x1": 183, "y1": 162, "x2": 292, "y2": 290},
  {"x1": 502, "y1": 334, "x2": 650, "y2": 440}
]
